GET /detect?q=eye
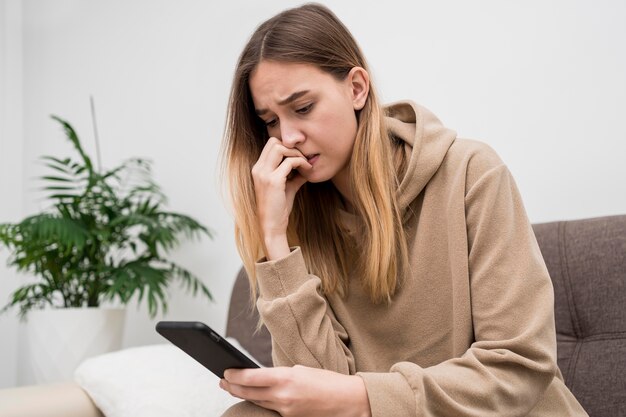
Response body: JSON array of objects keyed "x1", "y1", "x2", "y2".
[
  {"x1": 296, "y1": 103, "x2": 313, "y2": 114},
  {"x1": 264, "y1": 118, "x2": 278, "y2": 128}
]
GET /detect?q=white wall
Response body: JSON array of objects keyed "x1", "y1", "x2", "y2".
[
  {"x1": 1, "y1": 0, "x2": 625, "y2": 387},
  {"x1": 0, "y1": 0, "x2": 23, "y2": 388}
]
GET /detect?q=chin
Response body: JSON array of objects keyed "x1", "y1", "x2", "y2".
[
  {"x1": 302, "y1": 170, "x2": 333, "y2": 184},
  {"x1": 302, "y1": 174, "x2": 321, "y2": 183}
]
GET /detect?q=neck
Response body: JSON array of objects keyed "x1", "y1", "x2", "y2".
[{"x1": 332, "y1": 171, "x2": 355, "y2": 213}]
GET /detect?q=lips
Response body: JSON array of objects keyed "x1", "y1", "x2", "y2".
[{"x1": 306, "y1": 154, "x2": 320, "y2": 165}]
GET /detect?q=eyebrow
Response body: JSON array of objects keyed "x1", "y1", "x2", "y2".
[{"x1": 255, "y1": 90, "x2": 310, "y2": 116}]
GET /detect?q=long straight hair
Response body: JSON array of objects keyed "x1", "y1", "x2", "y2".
[{"x1": 221, "y1": 3, "x2": 408, "y2": 304}]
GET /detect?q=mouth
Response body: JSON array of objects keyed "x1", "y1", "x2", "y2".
[{"x1": 306, "y1": 153, "x2": 320, "y2": 162}]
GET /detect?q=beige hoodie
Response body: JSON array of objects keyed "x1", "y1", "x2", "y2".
[{"x1": 252, "y1": 101, "x2": 587, "y2": 416}]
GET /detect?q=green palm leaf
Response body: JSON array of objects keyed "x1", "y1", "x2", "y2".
[
  {"x1": 1, "y1": 116, "x2": 214, "y2": 319},
  {"x1": 19, "y1": 214, "x2": 90, "y2": 250}
]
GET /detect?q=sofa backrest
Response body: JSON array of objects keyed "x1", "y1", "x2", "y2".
[
  {"x1": 226, "y1": 267, "x2": 273, "y2": 367},
  {"x1": 532, "y1": 215, "x2": 626, "y2": 417},
  {"x1": 226, "y1": 215, "x2": 626, "y2": 416}
]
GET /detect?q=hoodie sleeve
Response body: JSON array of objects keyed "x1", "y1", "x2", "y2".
[
  {"x1": 358, "y1": 158, "x2": 559, "y2": 416},
  {"x1": 254, "y1": 248, "x2": 355, "y2": 374}
]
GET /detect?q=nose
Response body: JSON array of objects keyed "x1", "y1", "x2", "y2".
[{"x1": 279, "y1": 121, "x2": 305, "y2": 149}]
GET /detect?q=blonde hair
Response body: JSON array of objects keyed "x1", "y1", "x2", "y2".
[{"x1": 221, "y1": 3, "x2": 408, "y2": 304}]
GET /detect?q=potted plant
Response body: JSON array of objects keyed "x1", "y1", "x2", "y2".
[{"x1": 0, "y1": 115, "x2": 213, "y2": 383}]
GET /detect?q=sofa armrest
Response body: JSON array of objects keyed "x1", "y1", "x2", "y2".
[{"x1": 0, "y1": 382, "x2": 103, "y2": 417}]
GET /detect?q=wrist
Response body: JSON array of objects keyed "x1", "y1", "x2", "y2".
[
  {"x1": 263, "y1": 234, "x2": 290, "y2": 261},
  {"x1": 349, "y1": 375, "x2": 372, "y2": 417}
]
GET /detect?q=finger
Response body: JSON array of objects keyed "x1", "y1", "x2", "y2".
[
  {"x1": 254, "y1": 156, "x2": 309, "y2": 190},
  {"x1": 256, "y1": 137, "x2": 280, "y2": 165},
  {"x1": 219, "y1": 379, "x2": 237, "y2": 398},
  {"x1": 221, "y1": 380, "x2": 275, "y2": 403},
  {"x1": 270, "y1": 145, "x2": 306, "y2": 169},
  {"x1": 257, "y1": 137, "x2": 305, "y2": 168},
  {"x1": 223, "y1": 368, "x2": 274, "y2": 387},
  {"x1": 220, "y1": 379, "x2": 247, "y2": 401},
  {"x1": 224, "y1": 367, "x2": 288, "y2": 387},
  {"x1": 253, "y1": 147, "x2": 306, "y2": 185},
  {"x1": 275, "y1": 156, "x2": 312, "y2": 181},
  {"x1": 220, "y1": 379, "x2": 280, "y2": 412}
]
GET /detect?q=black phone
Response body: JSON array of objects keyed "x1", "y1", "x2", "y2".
[{"x1": 155, "y1": 321, "x2": 260, "y2": 379}]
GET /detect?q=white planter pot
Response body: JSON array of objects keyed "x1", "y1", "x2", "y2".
[{"x1": 24, "y1": 307, "x2": 126, "y2": 384}]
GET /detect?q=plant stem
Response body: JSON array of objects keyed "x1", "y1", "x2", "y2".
[{"x1": 90, "y1": 95, "x2": 102, "y2": 173}]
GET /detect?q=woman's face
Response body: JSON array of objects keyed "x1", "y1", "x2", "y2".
[{"x1": 248, "y1": 60, "x2": 368, "y2": 194}]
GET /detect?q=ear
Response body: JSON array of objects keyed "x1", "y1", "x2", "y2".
[{"x1": 347, "y1": 67, "x2": 370, "y2": 111}]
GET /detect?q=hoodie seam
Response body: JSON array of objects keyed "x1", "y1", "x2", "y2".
[
  {"x1": 464, "y1": 163, "x2": 507, "y2": 201},
  {"x1": 274, "y1": 263, "x2": 324, "y2": 368}
]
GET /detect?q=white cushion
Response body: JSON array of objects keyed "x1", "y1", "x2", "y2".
[{"x1": 73, "y1": 338, "x2": 253, "y2": 417}]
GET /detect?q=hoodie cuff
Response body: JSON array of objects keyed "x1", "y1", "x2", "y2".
[
  {"x1": 255, "y1": 246, "x2": 311, "y2": 299},
  {"x1": 357, "y1": 371, "x2": 417, "y2": 417}
]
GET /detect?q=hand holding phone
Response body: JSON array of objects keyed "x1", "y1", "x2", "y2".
[{"x1": 156, "y1": 321, "x2": 260, "y2": 379}]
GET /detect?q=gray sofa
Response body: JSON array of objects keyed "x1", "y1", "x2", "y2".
[
  {"x1": 0, "y1": 215, "x2": 624, "y2": 416},
  {"x1": 227, "y1": 215, "x2": 626, "y2": 417},
  {"x1": 534, "y1": 215, "x2": 626, "y2": 416}
]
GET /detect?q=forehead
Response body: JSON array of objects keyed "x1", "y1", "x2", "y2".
[{"x1": 249, "y1": 61, "x2": 337, "y2": 107}]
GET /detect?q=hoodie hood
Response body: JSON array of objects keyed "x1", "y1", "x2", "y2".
[{"x1": 384, "y1": 100, "x2": 457, "y2": 217}]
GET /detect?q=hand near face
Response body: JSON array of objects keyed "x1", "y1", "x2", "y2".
[
  {"x1": 251, "y1": 137, "x2": 312, "y2": 257},
  {"x1": 220, "y1": 365, "x2": 371, "y2": 417}
]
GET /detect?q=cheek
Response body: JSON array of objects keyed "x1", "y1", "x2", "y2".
[
  {"x1": 332, "y1": 111, "x2": 358, "y2": 155},
  {"x1": 317, "y1": 107, "x2": 357, "y2": 144}
]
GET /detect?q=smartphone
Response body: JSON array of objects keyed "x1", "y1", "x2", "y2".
[{"x1": 155, "y1": 321, "x2": 260, "y2": 379}]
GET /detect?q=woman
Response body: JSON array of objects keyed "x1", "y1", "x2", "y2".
[{"x1": 219, "y1": 3, "x2": 587, "y2": 416}]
